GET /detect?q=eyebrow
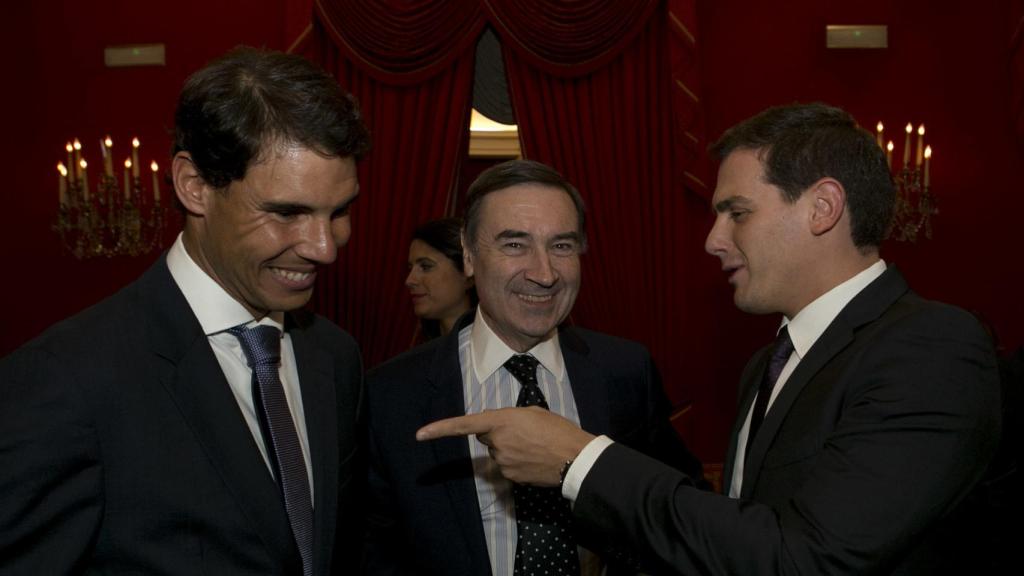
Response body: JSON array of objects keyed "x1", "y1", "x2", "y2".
[
  {"x1": 258, "y1": 190, "x2": 360, "y2": 215},
  {"x1": 493, "y1": 230, "x2": 581, "y2": 243},
  {"x1": 712, "y1": 196, "x2": 751, "y2": 214}
]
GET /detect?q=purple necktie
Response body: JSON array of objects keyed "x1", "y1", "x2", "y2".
[
  {"x1": 504, "y1": 354, "x2": 580, "y2": 576},
  {"x1": 746, "y1": 326, "x2": 795, "y2": 460},
  {"x1": 230, "y1": 325, "x2": 313, "y2": 576}
]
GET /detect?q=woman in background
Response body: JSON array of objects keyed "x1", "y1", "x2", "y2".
[{"x1": 406, "y1": 217, "x2": 476, "y2": 341}]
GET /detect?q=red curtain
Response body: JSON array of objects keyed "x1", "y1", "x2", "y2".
[
  {"x1": 303, "y1": 2, "x2": 484, "y2": 367},
  {"x1": 489, "y1": 1, "x2": 708, "y2": 434}
]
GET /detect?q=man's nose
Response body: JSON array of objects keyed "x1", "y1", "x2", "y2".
[
  {"x1": 525, "y1": 248, "x2": 557, "y2": 287},
  {"x1": 299, "y1": 217, "x2": 344, "y2": 264},
  {"x1": 704, "y1": 217, "x2": 728, "y2": 257}
]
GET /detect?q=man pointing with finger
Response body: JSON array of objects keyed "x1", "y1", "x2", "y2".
[
  {"x1": 418, "y1": 103, "x2": 1001, "y2": 576},
  {"x1": 364, "y1": 159, "x2": 705, "y2": 575}
]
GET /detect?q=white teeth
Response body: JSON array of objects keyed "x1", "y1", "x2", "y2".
[
  {"x1": 517, "y1": 293, "x2": 552, "y2": 303},
  {"x1": 272, "y1": 268, "x2": 311, "y2": 282}
]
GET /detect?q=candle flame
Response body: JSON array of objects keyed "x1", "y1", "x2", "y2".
[
  {"x1": 105, "y1": 136, "x2": 113, "y2": 148},
  {"x1": 917, "y1": 125, "x2": 925, "y2": 136},
  {"x1": 886, "y1": 141, "x2": 894, "y2": 152},
  {"x1": 150, "y1": 161, "x2": 159, "y2": 172},
  {"x1": 132, "y1": 137, "x2": 140, "y2": 149},
  {"x1": 125, "y1": 158, "x2": 132, "y2": 169},
  {"x1": 876, "y1": 122, "x2": 883, "y2": 132},
  {"x1": 924, "y1": 146, "x2": 932, "y2": 159},
  {"x1": 65, "y1": 142, "x2": 73, "y2": 153},
  {"x1": 80, "y1": 159, "x2": 88, "y2": 170},
  {"x1": 58, "y1": 162, "x2": 67, "y2": 176},
  {"x1": 73, "y1": 139, "x2": 82, "y2": 151},
  {"x1": 904, "y1": 123, "x2": 913, "y2": 133}
]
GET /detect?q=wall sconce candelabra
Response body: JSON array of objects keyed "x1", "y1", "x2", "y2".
[
  {"x1": 875, "y1": 121, "x2": 936, "y2": 242},
  {"x1": 54, "y1": 136, "x2": 166, "y2": 259}
]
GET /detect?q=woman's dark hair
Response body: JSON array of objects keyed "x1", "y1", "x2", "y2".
[
  {"x1": 173, "y1": 46, "x2": 370, "y2": 189},
  {"x1": 412, "y1": 217, "x2": 477, "y2": 341}
]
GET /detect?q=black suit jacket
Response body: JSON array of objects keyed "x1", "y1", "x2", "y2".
[
  {"x1": 572, "y1": 267, "x2": 1001, "y2": 575},
  {"x1": 0, "y1": 255, "x2": 365, "y2": 575},
  {"x1": 363, "y1": 315, "x2": 704, "y2": 575}
]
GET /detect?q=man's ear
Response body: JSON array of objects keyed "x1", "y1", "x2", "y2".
[
  {"x1": 461, "y1": 231, "x2": 475, "y2": 277},
  {"x1": 173, "y1": 152, "x2": 211, "y2": 215},
  {"x1": 808, "y1": 178, "x2": 846, "y2": 236}
]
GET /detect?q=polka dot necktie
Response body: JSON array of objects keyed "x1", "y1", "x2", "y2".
[
  {"x1": 503, "y1": 354, "x2": 580, "y2": 576},
  {"x1": 229, "y1": 325, "x2": 313, "y2": 576}
]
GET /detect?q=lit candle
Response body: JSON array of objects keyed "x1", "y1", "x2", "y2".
[
  {"x1": 103, "y1": 135, "x2": 114, "y2": 177},
  {"x1": 73, "y1": 138, "x2": 82, "y2": 178},
  {"x1": 886, "y1": 141, "x2": 894, "y2": 168},
  {"x1": 150, "y1": 161, "x2": 160, "y2": 202},
  {"x1": 131, "y1": 137, "x2": 140, "y2": 178},
  {"x1": 80, "y1": 158, "x2": 89, "y2": 201},
  {"x1": 58, "y1": 162, "x2": 68, "y2": 206},
  {"x1": 124, "y1": 158, "x2": 132, "y2": 200},
  {"x1": 902, "y1": 123, "x2": 912, "y2": 168},
  {"x1": 915, "y1": 124, "x2": 925, "y2": 167},
  {"x1": 923, "y1": 146, "x2": 932, "y2": 188},
  {"x1": 65, "y1": 142, "x2": 74, "y2": 177},
  {"x1": 876, "y1": 122, "x2": 884, "y2": 149}
]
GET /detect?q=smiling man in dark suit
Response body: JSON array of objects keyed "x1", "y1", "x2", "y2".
[
  {"x1": 418, "y1": 103, "x2": 1001, "y2": 575},
  {"x1": 0, "y1": 47, "x2": 370, "y2": 575},
  {"x1": 363, "y1": 159, "x2": 705, "y2": 575}
]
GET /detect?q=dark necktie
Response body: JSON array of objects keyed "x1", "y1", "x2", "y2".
[
  {"x1": 230, "y1": 325, "x2": 313, "y2": 576},
  {"x1": 745, "y1": 326, "x2": 795, "y2": 460},
  {"x1": 503, "y1": 354, "x2": 580, "y2": 576}
]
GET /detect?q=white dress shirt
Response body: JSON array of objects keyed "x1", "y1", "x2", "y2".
[
  {"x1": 165, "y1": 233, "x2": 314, "y2": 497},
  {"x1": 460, "y1": 308, "x2": 599, "y2": 576},
  {"x1": 564, "y1": 259, "x2": 887, "y2": 502}
]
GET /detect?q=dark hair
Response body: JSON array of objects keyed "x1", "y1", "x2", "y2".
[
  {"x1": 413, "y1": 217, "x2": 467, "y2": 274},
  {"x1": 173, "y1": 46, "x2": 371, "y2": 189},
  {"x1": 412, "y1": 217, "x2": 477, "y2": 341},
  {"x1": 709, "y1": 102, "x2": 894, "y2": 248},
  {"x1": 462, "y1": 159, "x2": 587, "y2": 251}
]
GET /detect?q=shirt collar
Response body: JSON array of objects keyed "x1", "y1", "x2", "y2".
[
  {"x1": 783, "y1": 259, "x2": 887, "y2": 358},
  {"x1": 469, "y1": 307, "x2": 565, "y2": 383},
  {"x1": 166, "y1": 233, "x2": 284, "y2": 336}
]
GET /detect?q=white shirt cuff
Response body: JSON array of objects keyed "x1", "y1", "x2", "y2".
[{"x1": 561, "y1": 435, "x2": 615, "y2": 502}]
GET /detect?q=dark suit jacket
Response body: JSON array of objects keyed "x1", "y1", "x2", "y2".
[
  {"x1": 363, "y1": 315, "x2": 704, "y2": 575},
  {"x1": 0, "y1": 255, "x2": 365, "y2": 575},
  {"x1": 571, "y1": 267, "x2": 1002, "y2": 575}
]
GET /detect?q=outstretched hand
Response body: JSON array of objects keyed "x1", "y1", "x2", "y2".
[{"x1": 416, "y1": 407, "x2": 595, "y2": 486}]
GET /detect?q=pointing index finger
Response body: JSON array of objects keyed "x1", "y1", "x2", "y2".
[{"x1": 416, "y1": 412, "x2": 497, "y2": 441}]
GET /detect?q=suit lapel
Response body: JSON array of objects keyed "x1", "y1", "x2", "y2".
[
  {"x1": 141, "y1": 256, "x2": 299, "y2": 567},
  {"x1": 740, "y1": 267, "x2": 910, "y2": 496},
  {"x1": 289, "y1": 316, "x2": 338, "y2": 576},
  {"x1": 723, "y1": 346, "x2": 770, "y2": 492},
  {"x1": 425, "y1": 323, "x2": 491, "y2": 573},
  {"x1": 559, "y1": 327, "x2": 611, "y2": 434}
]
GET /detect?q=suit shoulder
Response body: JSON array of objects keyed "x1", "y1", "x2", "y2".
[
  {"x1": 368, "y1": 338, "x2": 443, "y2": 383},
  {"x1": 8, "y1": 282, "x2": 143, "y2": 362},
  {"x1": 876, "y1": 292, "x2": 990, "y2": 342},
  {"x1": 563, "y1": 326, "x2": 650, "y2": 360}
]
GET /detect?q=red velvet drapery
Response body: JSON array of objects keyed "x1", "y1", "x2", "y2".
[
  {"x1": 305, "y1": 2, "x2": 708, "y2": 418},
  {"x1": 303, "y1": 3, "x2": 484, "y2": 367}
]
